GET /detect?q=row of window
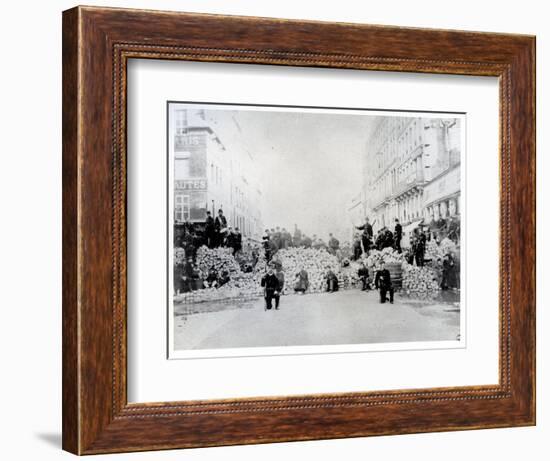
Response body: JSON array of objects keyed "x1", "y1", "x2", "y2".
[
  {"x1": 370, "y1": 118, "x2": 424, "y2": 178},
  {"x1": 210, "y1": 163, "x2": 223, "y2": 187},
  {"x1": 174, "y1": 194, "x2": 190, "y2": 222}
]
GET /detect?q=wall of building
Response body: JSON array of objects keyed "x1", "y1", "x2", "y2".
[
  {"x1": 357, "y1": 116, "x2": 462, "y2": 232},
  {"x1": 172, "y1": 106, "x2": 263, "y2": 239}
]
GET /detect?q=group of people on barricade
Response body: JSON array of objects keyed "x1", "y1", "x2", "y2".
[
  {"x1": 175, "y1": 257, "x2": 233, "y2": 294},
  {"x1": 175, "y1": 209, "x2": 243, "y2": 264},
  {"x1": 204, "y1": 209, "x2": 243, "y2": 253},
  {"x1": 353, "y1": 217, "x2": 403, "y2": 260},
  {"x1": 262, "y1": 226, "x2": 341, "y2": 262},
  {"x1": 176, "y1": 209, "x2": 459, "y2": 304}
]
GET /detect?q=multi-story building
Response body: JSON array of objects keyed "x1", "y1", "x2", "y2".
[
  {"x1": 170, "y1": 106, "x2": 263, "y2": 240},
  {"x1": 355, "y1": 116, "x2": 461, "y2": 243}
]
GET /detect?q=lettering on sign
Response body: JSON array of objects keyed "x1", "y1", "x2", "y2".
[
  {"x1": 175, "y1": 134, "x2": 201, "y2": 149},
  {"x1": 175, "y1": 179, "x2": 207, "y2": 190}
]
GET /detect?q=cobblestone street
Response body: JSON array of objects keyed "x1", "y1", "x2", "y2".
[{"x1": 174, "y1": 289, "x2": 460, "y2": 351}]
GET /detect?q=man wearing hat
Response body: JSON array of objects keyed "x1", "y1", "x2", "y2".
[
  {"x1": 375, "y1": 261, "x2": 394, "y2": 304},
  {"x1": 214, "y1": 209, "x2": 227, "y2": 247},
  {"x1": 394, "y1": 218, "x2": 403, "y2": 253},
  {"x1": 261, "y1": 266, "x2": 281, "y2": 310},
  {"x1": 355, "y1": 217, "x2": 373, "y2": 254},
  {"x1": 204, "y1": 210, "x2": 215, "y2": 248}
]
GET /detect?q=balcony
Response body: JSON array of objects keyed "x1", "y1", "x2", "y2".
[{"x1": 393, "y1": 177, "x2": 425, "y2": 200}]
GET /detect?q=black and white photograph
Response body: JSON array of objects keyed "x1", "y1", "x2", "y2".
[{"x1": 169, "y1": 102, "x2": 464, "y2": 357}]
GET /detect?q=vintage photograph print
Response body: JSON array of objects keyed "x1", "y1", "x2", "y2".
[{"x1": 168, "y1": 103, "x2": 464, "y2": 358}]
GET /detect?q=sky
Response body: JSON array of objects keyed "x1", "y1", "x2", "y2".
[{"x1": 205, "y1": 107, "x2": 377, "y2": 243}]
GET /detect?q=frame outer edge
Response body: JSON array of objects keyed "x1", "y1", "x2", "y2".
[
  {"x1": 64, "y1": 6, "x2": 537, "y2": 454},
  {"x1": 62, "y1": 6, "x2": 81, "y2": 455},
  {"x1": 499, "y1": 37, "x2": 536, "y2": 424}
]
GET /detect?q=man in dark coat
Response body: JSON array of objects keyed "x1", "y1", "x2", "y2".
[
  {"x1": 203, "y1": 268, "x2": 219, "y2": 289},
  {"x1": 325, "y1": 268, "x2": 339, "y2": 293},
  {"x1": 261, "y1": 267, "x2": 281, "y2": 310},
  {"x1": 447, "y1": 216, "x2": 460, "y2": 243},
  {"x1": 218, "y1": 270, "x2": 230, "y2": 288},
  {"x1": 233, "y1": 227, "x2": 242, "y2": 254},
  {"x1": 355, "y1": 218, "x2": 373, "y2": 253},
  {"x1": 181, "y1": 258, "x2": 196, "y2": 293},
  {"x1": 204, "y1": 211, "x2": 215, "y2": 248},
  {"x1": 262, "y1": 229, "x2": 271, "y2": 259},
  {"x1": 383, "y1": 228, "x2": 394, "y2": 249},
  {"x1": 394, "y1": 218, "x2": 403, "y2": 253},
  {"x1": 357, "y1": 262, "x2": 370, "y2": 291},
  {"x1": 375, "y1": 228, "x2": 386, "y2": 250},
  {"x1": 375, "y1": 262, "x2": 394, "y2": 304},
  {"x1": 441, "y1": 252, "x2": 457, "y2": 290},
  {"x1": 225, "y1": 227, "x2": 237, "y2": 253},
  {"x1": 294, "y1": 268, "x2": 309, "y2": 293},
  {"x1": 302, "y1": 235, "x2": 312, "y2": 248},
  {"x1": 173, "y1": 263, "x2": 184, "y2": 294},
  {"x1": 415, "y1": 229, "x2": 426, "y2": 267},
  {"x1": 214, "y1": 209, "x2": 227, "y2": 247}
]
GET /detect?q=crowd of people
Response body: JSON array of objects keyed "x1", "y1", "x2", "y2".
[
  {"x1": 352, "y1": 217, "x2": 402, "y2": 259},
  {"x1": 351, "y1": 216, "x2": 460, "y2": 271},
  {"x1": 261, "y1": 225, "x2": 342, "y2": 261},
  {"x1": 175, "y1": 209, "x2": 244, "y2": 262},
  {"x1": 175, "y1": 209, "x2": 460, "y2": 301}
]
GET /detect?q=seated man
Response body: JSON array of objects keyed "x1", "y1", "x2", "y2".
[
  {"x1": 294, "y1": 268, "x2": 309, "y2": 294},
  {"x1": 325, "y1": 268, "x2": 339, "y2": 293},
  {"x1": 217, "y1": 270, "x2": 230, "y2": 288},
  {"x1": 374, "y1": 262, "x2": 394, "y2": 304},
  {"x1": 203, "y1": 268, "x2": 219, "y2": 289}
]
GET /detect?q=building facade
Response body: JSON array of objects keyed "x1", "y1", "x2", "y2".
[
  {"x1": 171, "y1": 106, "x2": 263, "y2": 240},
  {"x1": 354, "y1": 116, "x2": 461, "y2": 240}
]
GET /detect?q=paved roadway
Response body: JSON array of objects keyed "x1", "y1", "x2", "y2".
[{"x1": 173, "y1": 289, "x2": 460, "y2": 351}]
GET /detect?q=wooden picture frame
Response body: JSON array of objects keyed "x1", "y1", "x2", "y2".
[{"x1": 62, "y1": 5, "x2": 535, "y2": 455}]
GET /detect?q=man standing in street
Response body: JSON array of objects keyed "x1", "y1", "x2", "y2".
[
  {"x1": 261, "y1": 266, "x2": 281, "y2": 311},
  {"x1": 357, "y1": 262, "x2": 370, "y2": 291},
  {"x1": 375, "y1": 262, "x2": 394, "y2": 304},
  {"x1": 394, "y1": 218, "x2": 403, "y2": 253}
]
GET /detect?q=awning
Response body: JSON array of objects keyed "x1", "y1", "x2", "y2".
[{"x1": 402, "y1": 219, "x2": 424, "y2": 235}]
